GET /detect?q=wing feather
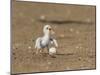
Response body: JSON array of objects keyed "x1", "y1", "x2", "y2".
[{"x1": 50, "y1": 37, "x2": 58, "y2": 47}]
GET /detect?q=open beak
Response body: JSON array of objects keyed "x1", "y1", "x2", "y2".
[{"x1": 50, "y1": 29, "x2": 55, "y2": 35}]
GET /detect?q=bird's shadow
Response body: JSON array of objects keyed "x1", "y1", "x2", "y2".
[{"x1": 32, "y1": 52, "x2": 74, "y2": 58}]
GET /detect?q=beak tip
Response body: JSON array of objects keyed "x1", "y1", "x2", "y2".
[{"x1": 52, "y1": 31, "x2": 55, "y2": 34}]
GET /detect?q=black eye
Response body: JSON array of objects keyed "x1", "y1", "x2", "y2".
[{"x1": 46, "y1": 27, "x2": 48, "y2": 29}]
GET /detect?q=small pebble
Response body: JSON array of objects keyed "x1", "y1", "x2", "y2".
[
  {"x1": 66, "y1": 67, "x2": 70, "y2": 70},
  {"x1": 76, "y1": 30, "x2": 80, "y2": 34},
  {"x1": 67, "y1": 10, "x2": 71, "y2": 15},
  {"x1": 19, "y1": 12, "x2": 24, "y2": 17},
  {"x1": 54, "y1": 26, "x2": 57, "y2": 29},
  {"x1": 28, "y1": 46, "x2": 31, "y2": 49},
  {"x1": 80, "y1": 64, "x2": 84, "y2": 68},
  {"x1": 86, "y1": 18, "x2": 91, "y2": 22},
  {"x1": 40, "y1": 15, "x2": 45, "y2": 20},
  {"x1": 31, "y1": 18, "x2": 35, "y2": 22},
  {"x1": 79, "y1": 46, "x2": 82, "y2": 49},
  {"x1": 46, "y1": 66, "x2": 49, "y2": 69},
  {"x1": 76, "y1": 45, "x2": 82, "y2": 49},
  {"x1": 60, "y1": 34, "x2": 65, "y2": 38},
  {"x1": 13, "y1": 52, "x2": 15, "y2": 55},
  {"x1": 78, "y1": 57, "x2": 82, "y2": 61},
  {"x1": 14, "y1": 57, "x2": 17, "y2": 60},
  {"x1": 47, "y1": 62, "x2": 52, "y2": 65},
  {"x1": 76, "y1": 46, "x2": 79, "y2": 49},
  {"x1": 32, "y1": 39, "x2": 35, "y2": 42},
  {"x1": 69, "y1": 28, "x2": 74, "y2": 32},
  {"x1": 12, "y1": 46, "x2": 15, "y2": 50}
]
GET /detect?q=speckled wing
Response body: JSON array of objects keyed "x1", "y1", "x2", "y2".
[{"x1": 50, "y1": 37, "x2": 58, "y2": 47}]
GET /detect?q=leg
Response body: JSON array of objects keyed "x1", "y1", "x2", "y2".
[
  {"x1": 36, "y1": 48, "x2": 41, "y2": 54},
  {"x1": 47, "y1": 45, "x2": 49, "y2": 54},
  {"x1": 39, "y1": 49, "x2": 43, "y2": 53}
]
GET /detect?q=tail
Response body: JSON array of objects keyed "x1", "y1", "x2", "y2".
[
  {"x1": 35, "y1": 37, "x2": 41, "y2": 49},
  {"x1": 35, "y1": 39, "x2": 37, "y2": 49}
]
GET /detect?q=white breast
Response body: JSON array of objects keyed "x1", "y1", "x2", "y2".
[{"x1": 41, "y1": 37, "x2": 50, "y2": 46}]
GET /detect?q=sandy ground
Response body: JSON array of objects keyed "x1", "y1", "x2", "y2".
[{"x1": 11, "y1": 0, "x2": 96, "y2": 74}]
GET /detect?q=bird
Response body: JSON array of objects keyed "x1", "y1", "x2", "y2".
[{"x1": 35, "y1": 25, "x2": 58, "y2": 54}]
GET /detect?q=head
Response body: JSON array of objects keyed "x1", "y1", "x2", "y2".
[{"x1": 43, "y1": 25, "x2": 55, "y2": 35}]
